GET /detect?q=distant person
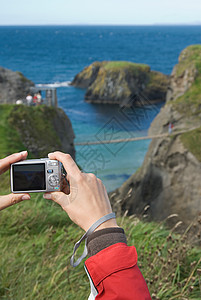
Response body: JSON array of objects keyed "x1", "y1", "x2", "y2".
[
  {"x1": 168, "y1": 122, "x2": 174, "y2": 134},
  {"x1": 26, "y1": 94, "x2": 32, "y2": 106},
  {"x1": 33, "y1": 94, "x2": 38, "y2": 105},
  {"x1": 37, "y1": 92, "x2": 42, "y2": 105}
]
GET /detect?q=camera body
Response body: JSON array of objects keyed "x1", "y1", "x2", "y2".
[{"x1": 10, "y1": 158, "x2": 62, "y2": 193}]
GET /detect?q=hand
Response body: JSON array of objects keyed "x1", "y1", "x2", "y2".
[
  {"x1": 44, "y1": 152, "x2": 118, "y2": 232},
  {"x1": 0, "y1": 151, "x2": 30, "y2": 211}
]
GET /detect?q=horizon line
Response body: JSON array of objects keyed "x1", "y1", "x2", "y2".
[{"x1": 0, "y1": 23, "x2": 201, "y2": 27}]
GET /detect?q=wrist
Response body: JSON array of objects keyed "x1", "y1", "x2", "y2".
[{"x1": 94, "y1": 218, "x2": 119, "y2": 232}]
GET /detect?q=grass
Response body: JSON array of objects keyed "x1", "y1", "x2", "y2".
[
  {"x1": 0, "y1": 191, "x2": 200, "y2": 300},
  {"x1": 0, "y1": 105, "x2": 25, "y2": 158},
  {"x1": 170, "y1": 45, "x2": 201, "y2": 157},
  {"x1": 0, "y1": 104, "x2": 63, "y2": 159},
  {"x1": 180, "y1": 126, "x2": 201, "y2": 162},
  {"x1": 173, "y1": 45, "x2": 201, "y2": 116},
  {"x1": 175, "y1": 45, "x2": 201, "y2": 77},
  {"x1": 104, "y1": 61, "x2": 150, "y2": 73},
  {"x1": 8, "y1": 105, "x2": 62, "y2": 157}
]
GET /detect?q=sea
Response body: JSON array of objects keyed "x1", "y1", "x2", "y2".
[{"x1": 0, "y1": 25, "x2": 201, "y2": 191}]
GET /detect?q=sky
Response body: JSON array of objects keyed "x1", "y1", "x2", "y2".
[{"x1": 0, "y1": 0, "x2": 201, "y2": 26}]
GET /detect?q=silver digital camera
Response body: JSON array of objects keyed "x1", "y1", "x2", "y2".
[{"x1": 10, "y1": 158, "x2": 62, "y2": 193}]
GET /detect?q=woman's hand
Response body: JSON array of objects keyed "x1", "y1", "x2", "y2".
[
  {"x1": 0, "y1": 151, "x2": 30, "y2": 211},
  {"x1": 44, "y1": 152, "x2": 118, "y2": 232}
]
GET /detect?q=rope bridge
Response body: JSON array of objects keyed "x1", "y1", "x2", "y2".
[{"x1": 75, "y1": 127, "x2": 198, "y2": 146}]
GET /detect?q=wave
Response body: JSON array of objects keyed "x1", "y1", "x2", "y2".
[
  {"x1": 66, "y1": 108, "x2": 89, "y2": 116},
  {"x1": 36, "y1": 81, "x2": 71, "y2": 88}
]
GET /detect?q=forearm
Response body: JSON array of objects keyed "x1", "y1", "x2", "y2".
[{"x1": 85, "y1": 228, "x2": 151, "y2": 300}]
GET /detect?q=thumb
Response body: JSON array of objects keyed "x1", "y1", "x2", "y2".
[
  {"x1": 43, "y1": 192, "x2": 71, "y2": 208},
  {"x1": 0, "y1": 193, "x2": 30, "y2": 211}
]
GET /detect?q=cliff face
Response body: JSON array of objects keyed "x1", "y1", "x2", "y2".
[
  {"x1": 0, "y1": 67, "x2": 34, "y2": 103},
  {"x1": 71, "y1": 61, "x2": 169, "y2": 106},
  {"x1": 110, "y1": 45, "x2": 201, "y2": 230},
  {"x1": 7, "y1": 105, "x2": 75, "y2": 159}
]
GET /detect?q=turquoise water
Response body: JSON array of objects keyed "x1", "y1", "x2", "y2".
[{"x1": 0, "y1": 25, "x2": 201, "y2": 190}]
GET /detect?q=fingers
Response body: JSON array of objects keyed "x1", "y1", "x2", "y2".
[
  {"x1": 43, "y1": 191, "x2": 71, "y2": 207},
  {"x1": 0, "y1": 151, "x2": 28, "y2": 175},
  {"x1": 0, "y1": 193, "x2": 30, "y2": 211},
  {"x1": 48, "y1": 152, "x2": 81, "y2": 179}
]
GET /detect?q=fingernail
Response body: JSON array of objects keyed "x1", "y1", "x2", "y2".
[
  {"x1": 48, "y1": 153, "x2": 53, "y2": 157},
  {"x1": 22, "y1": 194, "x2": 30, "y2": 200},
  {"x1": 19, "y1": 150, "x2": 28, "y2": 156},
  {"x1": 43, "y1": 194, "x2": 52, "y2": 199}
]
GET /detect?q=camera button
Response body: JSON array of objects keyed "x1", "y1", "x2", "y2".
[
  {"x1": 48, "y1": 175, "x2": 60, "y2": 187},
  {"x1": 47, "y1": 169, "x2": 53, "y2": 173},
  {"x1": 48, "y1": 162, "x2": 58, "y2": 166}
]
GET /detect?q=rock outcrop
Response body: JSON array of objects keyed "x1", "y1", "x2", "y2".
[
  {"x1": 110, "y1": 45, "x2": 201, "y2": 231},
  {"x1": 7, "y1": 105, "x2": 75, "y2": 159},
  {"x1": 0, "y1": 67, "x2": 34, "y2": 104},
  {"x1": 71, "y1": 61, "x2": 169, "y2": 106}
]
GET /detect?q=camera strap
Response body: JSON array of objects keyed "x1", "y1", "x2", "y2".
[{"x1": 70, "y1": 212, "x2": 116, "y2": 267}]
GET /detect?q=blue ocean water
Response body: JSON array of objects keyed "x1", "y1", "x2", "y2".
[{"x1": 0, "y1": 25, "x2": 201, "y2": 191}]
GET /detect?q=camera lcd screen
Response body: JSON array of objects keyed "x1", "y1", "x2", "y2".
[{"x1": 13, "y1": 163, "x2": 46, "y2": 191}]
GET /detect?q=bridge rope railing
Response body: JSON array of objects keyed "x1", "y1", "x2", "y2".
[{"x1": 74, "y1": 127, "x2": 199, "y2": 146}]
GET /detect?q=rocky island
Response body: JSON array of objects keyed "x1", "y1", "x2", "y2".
[
  {"x1": 110, "y1": 45, "x2": 201, "y2": 231},
  {"x1": 71, "y1": 61, "x2": 169, "y2": 106}
]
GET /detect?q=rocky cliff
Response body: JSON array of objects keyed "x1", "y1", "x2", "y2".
[
  {"x1": 0, "y1": 67, "x2": 34, "y2": 103},
  {"x1": 71, "y1": 61, "x2": 169, "y2": 106},
  {"x1": 5, "y1": 105, "x2": 75, "y2": 159},
  {"x1": 110, "y1": 45, "x2": 201, "y2": 230}
]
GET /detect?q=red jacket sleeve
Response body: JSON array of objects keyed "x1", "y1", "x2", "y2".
[{"x1": 85, "y1": 243, "x2": 151, "y2": 299}]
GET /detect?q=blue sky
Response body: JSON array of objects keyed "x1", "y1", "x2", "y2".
[{"x1": 0, "y1": 0, "x2": 201, "y2": 25}]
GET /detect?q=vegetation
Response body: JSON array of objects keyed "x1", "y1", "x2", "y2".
[
  {"x1": 147, "y1": 71, "x2": 169, "y2": 90},
  {"x1": 0, "y1": 193, "x2": 200, "y2": 300},
  {"x1": 77, "y1": 62, "x2": 102, "y2": 81},
  {"x1": 175, "y1": 45, "x2": 201, "y2": 77},
  {"x1": 0, "y1": 104, "x2": 200, "y2": 299},
  {"x1": 173, "y1": 45, "x2": 201, "y2": 116},
  {"x1": 103, "y1": 61, "x2": 150, "y2": 73},
  {"x1": 0, "y1": 104, "x2": 63, "y2": 159},
  {"x1": 89, "y1": 65, "x2": 132, "y2": 99},
  {"x1": 180, "y1": 126, "x2": 201, "y2": 162},
  {"x1": 0, "y1": 105, "x2": 25, "y2": 158}
]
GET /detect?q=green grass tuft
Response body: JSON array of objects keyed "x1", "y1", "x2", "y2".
[
  {"x1": 175, "y1": 45, "x2": 201, "y2": 77},
  {"x1": 104, "y1": 61, "x2": 150, "y2": 73},
  {"x1": 173, "y1": 45, "x2": 201, "y2": 116},
  {"x1": 0, "y1": 105, "x2": 26, "y2": 158},
  {"x1": 0, "y1": 104, "x2": 63, "y2": 159},
  {"x1": 180, "y1": 126, "x2": 201, "y2": 162}
]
